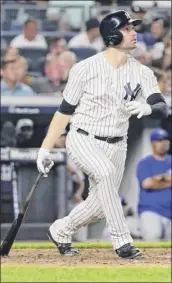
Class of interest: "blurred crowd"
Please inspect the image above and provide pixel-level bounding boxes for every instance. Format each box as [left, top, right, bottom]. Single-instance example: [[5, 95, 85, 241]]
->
[[1, 0, 171, 103]]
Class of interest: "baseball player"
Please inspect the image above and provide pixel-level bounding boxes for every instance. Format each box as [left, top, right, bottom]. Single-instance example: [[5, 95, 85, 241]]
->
[[37, 11, 168, 258]]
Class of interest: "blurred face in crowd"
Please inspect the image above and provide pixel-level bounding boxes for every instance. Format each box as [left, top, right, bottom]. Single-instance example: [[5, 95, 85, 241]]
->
[[56, 38, 67, 55], [88, 27, 100, 41], [59, 51, 77, 80], [49, 38, 67, 56], [152, 140, 170, 156], [1, 59, 18, 84], [19, 125, 34, 140], [3, 47, 19, 61], [118, 24, 137, 50], [151, 21, 165, 39], [15, 57, 28, 82], [24, 21, 38, 41]]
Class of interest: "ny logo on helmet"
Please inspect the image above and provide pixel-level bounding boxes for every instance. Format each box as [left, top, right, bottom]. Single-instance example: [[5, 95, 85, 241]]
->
[[123, 83, 141, 101], [125, 12, 131, 20]]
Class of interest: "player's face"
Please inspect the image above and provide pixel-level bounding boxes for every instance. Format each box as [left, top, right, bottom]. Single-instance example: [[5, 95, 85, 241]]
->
[[119, 24, 137, 50], [152, 140, 170, 155]]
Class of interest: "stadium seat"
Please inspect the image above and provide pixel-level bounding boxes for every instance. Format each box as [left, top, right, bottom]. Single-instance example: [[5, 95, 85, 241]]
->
[[18, 48, 48, 61], [5, 8, 18, 20], [2, 21, 11, 31], [69, 47, 97, 61], [17, 49, 47, 74], [41, 20, 59, 32]]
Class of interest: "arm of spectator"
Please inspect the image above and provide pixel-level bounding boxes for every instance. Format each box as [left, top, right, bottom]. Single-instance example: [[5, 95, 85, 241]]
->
[[163, 169, 172, 183], [142, 174, 171, 189], [136, 159, 171, 190]]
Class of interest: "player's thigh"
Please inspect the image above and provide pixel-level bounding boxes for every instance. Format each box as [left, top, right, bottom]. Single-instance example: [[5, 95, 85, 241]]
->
[[140, 211, 162, 240], [109, 144, 127, 189], [66, 128, 115, 180]]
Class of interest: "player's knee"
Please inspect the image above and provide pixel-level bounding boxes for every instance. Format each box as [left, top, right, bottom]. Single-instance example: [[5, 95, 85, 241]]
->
[[97, 163, 114, 181]]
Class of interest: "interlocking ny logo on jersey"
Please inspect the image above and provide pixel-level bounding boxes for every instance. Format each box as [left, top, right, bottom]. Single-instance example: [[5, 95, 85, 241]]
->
[[123, 83, 141, 101]]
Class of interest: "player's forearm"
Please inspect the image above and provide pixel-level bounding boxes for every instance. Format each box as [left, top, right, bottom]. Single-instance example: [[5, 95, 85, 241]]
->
[[41, 112, 72, 150]]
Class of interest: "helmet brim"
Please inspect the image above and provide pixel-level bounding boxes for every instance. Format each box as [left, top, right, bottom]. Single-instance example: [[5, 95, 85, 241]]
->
[[128, 19, 142, 26]]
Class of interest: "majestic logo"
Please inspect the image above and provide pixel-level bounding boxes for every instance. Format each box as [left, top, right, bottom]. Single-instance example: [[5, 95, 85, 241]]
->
[[123, 83, 141, 101]]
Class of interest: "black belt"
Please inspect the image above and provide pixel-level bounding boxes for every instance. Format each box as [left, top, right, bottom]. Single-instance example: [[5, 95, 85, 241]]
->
[[77, 128, 123, 144]]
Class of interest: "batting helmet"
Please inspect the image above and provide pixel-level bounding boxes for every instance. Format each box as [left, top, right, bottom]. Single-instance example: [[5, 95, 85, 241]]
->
[[99, 10, 142, 47]]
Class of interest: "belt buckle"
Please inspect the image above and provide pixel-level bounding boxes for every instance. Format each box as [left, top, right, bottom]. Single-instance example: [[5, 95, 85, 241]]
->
[[106, 137, 112, 143]]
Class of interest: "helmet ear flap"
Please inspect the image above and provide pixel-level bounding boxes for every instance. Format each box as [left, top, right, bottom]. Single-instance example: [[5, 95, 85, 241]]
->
[[107, 30, 123, 46]]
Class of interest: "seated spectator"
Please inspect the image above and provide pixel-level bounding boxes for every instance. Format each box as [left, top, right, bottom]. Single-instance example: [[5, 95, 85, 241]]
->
[[15, 56, 30, 84], [1, 121, 16, 147], [31, 50, 77, 94], [10, 17, 47, 49], [68, 18, 104, 52], [130, 42, 147, 64], [59, 50, 77, 83], [132, 1, 171, 8], [136, 128, 171, 241], [138, 18, 168, 48], [15, 118, 35, 148], [1, 56, 35, 96], [46, 36, 68, 61], [130, 3, 148, 33], [2, 47, 19, 62], [161, 38, 171, 71]]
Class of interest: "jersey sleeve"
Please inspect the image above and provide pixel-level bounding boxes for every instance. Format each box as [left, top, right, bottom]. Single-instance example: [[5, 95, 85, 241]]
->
[[140, 66, 161, 100], [136, 159, 150, 185], [62, 63, 85, 106]]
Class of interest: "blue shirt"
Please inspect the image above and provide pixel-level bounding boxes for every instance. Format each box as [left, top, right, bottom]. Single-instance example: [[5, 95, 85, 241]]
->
[[1, 80, 35, 96], [136, 154, 172, 219]]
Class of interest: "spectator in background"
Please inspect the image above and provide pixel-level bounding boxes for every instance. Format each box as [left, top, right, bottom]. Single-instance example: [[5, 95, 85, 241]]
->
[[130, 3, 148, 33], [43, 37, 68, 88], [136, 128, 171, 241], [10, 17, 47, 49], [1, 121, 16, 147], [15, 56, 30, 85], [139, 18, 168, 49], [130, 42, 147, 64], [15, 119, 34, 148], [59, 50, 77, 84], [2, 47, 19, 62], [68, 18, 104, 52], [161, 38, 171, 71], [46, 37, 67, 61], [31, 50, 77, 94], [1, 56, 35, 96]]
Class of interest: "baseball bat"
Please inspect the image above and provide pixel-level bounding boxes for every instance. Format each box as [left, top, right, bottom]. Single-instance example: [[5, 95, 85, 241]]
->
[[0, 159, 52, 257]]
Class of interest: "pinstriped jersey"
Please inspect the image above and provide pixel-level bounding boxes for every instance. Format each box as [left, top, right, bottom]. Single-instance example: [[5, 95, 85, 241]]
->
[[63, 52, 161, 137]]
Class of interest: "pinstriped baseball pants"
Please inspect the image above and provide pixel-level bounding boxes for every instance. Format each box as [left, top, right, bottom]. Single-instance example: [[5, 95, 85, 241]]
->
[[52, 126, 133, 249]]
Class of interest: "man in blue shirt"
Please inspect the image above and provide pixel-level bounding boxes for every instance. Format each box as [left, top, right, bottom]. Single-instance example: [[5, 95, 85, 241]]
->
[[1, 58, 35, 96], [136, 128, 171, 240]]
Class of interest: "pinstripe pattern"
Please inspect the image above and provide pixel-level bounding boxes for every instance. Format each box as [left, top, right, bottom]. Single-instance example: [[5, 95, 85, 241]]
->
[[50, 51, 160, 249], [63, 52, 160, 137], [52, 128, 132, 249]]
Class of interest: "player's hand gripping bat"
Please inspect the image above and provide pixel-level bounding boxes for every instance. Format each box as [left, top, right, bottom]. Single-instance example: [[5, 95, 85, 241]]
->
[[0, 160, 52, 257]]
